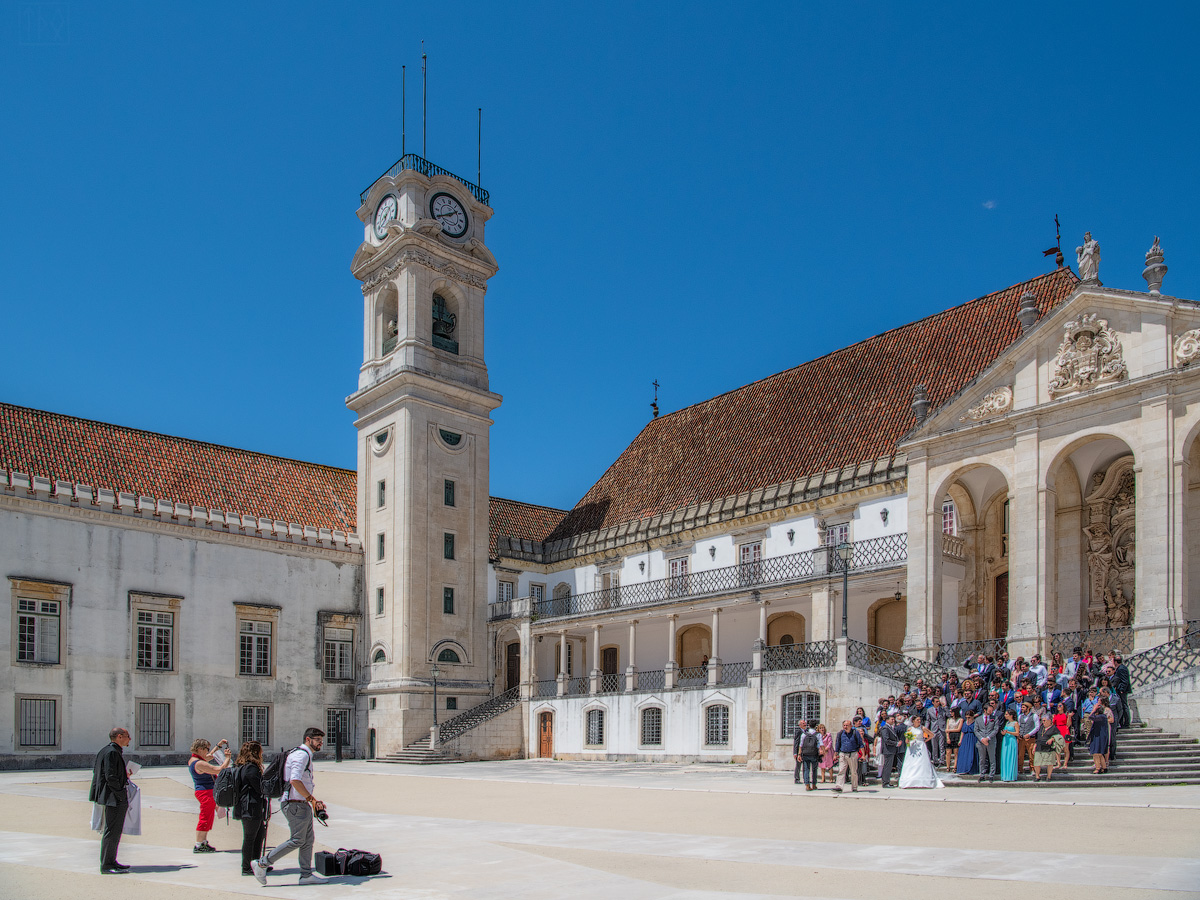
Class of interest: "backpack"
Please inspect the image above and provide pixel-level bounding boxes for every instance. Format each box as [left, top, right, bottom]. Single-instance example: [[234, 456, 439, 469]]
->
[[335, 848, 383, 877], [799, 731, 819, 756], [213, 765, 238, 808], [262, 746, 309, 800]]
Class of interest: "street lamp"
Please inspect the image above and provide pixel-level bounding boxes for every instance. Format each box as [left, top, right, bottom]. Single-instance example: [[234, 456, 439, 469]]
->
[[836, 541, 853, 639], [430, 664, 441, 727]]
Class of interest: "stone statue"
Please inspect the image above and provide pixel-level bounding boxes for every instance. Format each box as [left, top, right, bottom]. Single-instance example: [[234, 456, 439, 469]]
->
[[1076, 232, 1101, 282], [1048, 314, 1127, 398], [1084, 459, 1136, 630]]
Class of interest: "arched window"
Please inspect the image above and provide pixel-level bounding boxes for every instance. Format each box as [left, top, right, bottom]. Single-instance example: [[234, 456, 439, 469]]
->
[[780, 691, 821, 739], [779, 634, 794, 645], [437, 648, 461, 663], [552, 582, 572, 616], [704, 704, 730, 747], [585, 709, 605, 746], [372, 648, 386, 663], [640, 707, 663, 747], [432, 293, 458, 354]]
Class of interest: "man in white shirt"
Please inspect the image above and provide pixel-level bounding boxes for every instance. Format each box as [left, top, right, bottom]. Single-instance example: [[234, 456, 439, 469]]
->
[[253, 727, 326, 885], [1028, 655, 1049, 686]]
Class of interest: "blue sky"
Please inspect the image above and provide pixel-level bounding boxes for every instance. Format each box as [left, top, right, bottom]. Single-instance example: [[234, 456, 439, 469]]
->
[[2, 2, 1198, 512]]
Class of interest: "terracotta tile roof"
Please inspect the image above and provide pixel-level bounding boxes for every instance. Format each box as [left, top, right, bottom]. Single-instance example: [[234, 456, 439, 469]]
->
[[0, 402, 357, 531], [548, 268, 1079, 538], [488, 496, 569, 558]]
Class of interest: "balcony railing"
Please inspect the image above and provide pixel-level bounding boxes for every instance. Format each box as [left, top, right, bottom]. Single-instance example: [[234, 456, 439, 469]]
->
[[762, 641, 837, 671], [360, 153, 489, 205], [531, 534, 908, 621], [535, 679, 558, 698], [636, 668, 666, 692], [599, 673, 623, 693], [719, 661, 752, 685], [1126, 632, 1200, 688], [847, 639, 945, 683], [488, 599, 512, 621], [942, 534, 967, 561], [935, 638, 1009, 668], [676, 665, 709, 688], [1048, 627, 1134, 658]]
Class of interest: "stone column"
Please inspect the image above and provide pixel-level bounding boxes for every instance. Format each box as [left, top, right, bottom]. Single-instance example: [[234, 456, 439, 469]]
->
[[590, 624, 601, 694], [902, 449, 935, 659], [752, 597, 767, 671], [518, 619, 533, 700], [1007, 423, 1044, 659], [625, 619, 638, 692], [1135, 388, 1180, 648], [708, 607, 722, 685], [556, 631, 567, 697], [810, 587, 832, 642], [664, 614, 678, 689]]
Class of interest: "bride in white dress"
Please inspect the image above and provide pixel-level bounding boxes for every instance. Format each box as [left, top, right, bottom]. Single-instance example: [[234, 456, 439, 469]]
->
[[898, 715, 944, 789]]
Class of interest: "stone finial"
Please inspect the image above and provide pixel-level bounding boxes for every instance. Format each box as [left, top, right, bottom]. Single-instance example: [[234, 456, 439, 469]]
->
[[1016, 290, 1039, 332], [912, 384, 931, 424], [1076, 231, 1101, 283], [1142, 236, 1167, 295]]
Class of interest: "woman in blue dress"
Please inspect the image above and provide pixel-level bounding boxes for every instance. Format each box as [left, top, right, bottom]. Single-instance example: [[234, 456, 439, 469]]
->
[[999, 708, 1019, 781], [955, 712, 979, 775]]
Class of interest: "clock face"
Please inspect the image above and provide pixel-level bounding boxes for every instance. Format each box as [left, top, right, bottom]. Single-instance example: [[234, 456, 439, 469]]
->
[[429, 192, 468, 238], [373, 194, 398, 239]]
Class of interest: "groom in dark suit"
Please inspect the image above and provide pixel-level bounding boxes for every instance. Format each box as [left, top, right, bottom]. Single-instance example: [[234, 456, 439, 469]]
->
[[975, 701, 1001, 782], [89, 726, 131, 873], [877, 714, 903, 787]]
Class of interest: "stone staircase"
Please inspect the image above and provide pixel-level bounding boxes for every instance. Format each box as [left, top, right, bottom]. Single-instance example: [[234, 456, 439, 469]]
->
[[374, 686, 521, 766], [948, 725, 1200, 788], [375, 735, 465, 765]]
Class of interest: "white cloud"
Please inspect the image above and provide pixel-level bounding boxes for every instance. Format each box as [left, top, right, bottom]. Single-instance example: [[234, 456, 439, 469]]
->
[[982, 200, 996, 210]]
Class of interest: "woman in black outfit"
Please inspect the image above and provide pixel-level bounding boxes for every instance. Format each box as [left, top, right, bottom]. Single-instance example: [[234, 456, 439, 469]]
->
[[233, 741, 270, 876]]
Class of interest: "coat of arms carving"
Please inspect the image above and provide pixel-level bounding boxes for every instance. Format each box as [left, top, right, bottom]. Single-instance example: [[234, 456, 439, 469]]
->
[[960, 386, 1013, 422], [1047, 313, 1127, 398]]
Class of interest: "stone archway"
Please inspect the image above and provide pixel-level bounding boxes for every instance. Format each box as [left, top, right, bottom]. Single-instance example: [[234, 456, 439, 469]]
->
[[676, 624, 711, 667], [767, 612, 806, 646], [868, 596, 907, 652]]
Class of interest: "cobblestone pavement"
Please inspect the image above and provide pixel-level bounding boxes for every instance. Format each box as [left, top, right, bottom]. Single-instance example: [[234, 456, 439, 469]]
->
[[1, 759, 1198, 899]]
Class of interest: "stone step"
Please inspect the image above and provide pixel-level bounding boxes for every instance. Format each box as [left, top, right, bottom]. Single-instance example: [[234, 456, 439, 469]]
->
[[949, 776, 1200, 788]]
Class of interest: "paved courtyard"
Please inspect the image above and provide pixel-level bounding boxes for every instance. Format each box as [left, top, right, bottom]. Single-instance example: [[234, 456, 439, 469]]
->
[[1, 759, 1198, 899]]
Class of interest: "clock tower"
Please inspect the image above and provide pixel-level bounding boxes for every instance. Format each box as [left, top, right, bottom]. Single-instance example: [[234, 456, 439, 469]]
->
[[348, 157, 501, 756]]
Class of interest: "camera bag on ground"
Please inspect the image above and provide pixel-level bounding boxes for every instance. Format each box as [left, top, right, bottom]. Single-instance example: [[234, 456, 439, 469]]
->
[[334, 848, 383, 876], [314, 850, 340, 876], [213, 765, 238, 808], [261, 746, 309, 799]]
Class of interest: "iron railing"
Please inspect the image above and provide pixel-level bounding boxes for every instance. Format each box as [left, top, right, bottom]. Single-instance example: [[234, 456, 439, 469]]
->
[[847, 639, 945, 683], [535, 679, 558, 698], [935, 639, 1009, 668], [600, 673, 624, 693], [532, 534, 908, 621], [677, 665, 709, 688], [488, 599, 512, 622], [1126, 632, 1200, 688], [636, 669, 666, 692], [1049, 627, 1134, 658], [762, 641, 837, 671], [719, 661, 752, 685], [435, 687, 519, 744], [360, 153, 489, 205], [566, 676, 589, 696]]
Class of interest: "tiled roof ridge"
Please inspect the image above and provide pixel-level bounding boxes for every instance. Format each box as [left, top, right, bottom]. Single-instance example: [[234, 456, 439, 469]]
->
[[489, 495, 571, 515], [0, 401, 355, 476], [647, 268, 1077, 427]]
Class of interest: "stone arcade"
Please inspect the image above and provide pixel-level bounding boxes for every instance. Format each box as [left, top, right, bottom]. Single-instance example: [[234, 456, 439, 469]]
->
[[2, 154, 1199, 769]]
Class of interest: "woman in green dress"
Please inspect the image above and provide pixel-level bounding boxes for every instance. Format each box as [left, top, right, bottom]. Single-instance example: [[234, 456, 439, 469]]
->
[[999, 708, 1019, 782]]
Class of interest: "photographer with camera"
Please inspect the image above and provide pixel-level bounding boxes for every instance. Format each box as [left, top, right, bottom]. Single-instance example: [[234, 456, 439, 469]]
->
[[252, 727, 326, 886], [188, 738, 231, 853]]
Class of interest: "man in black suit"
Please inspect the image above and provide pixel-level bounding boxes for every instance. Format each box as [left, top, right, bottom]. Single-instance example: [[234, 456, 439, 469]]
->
[[877, 714, 903, 787], [975, 701, 1001, 782], [791, 719, 810, 784], [89, 726, 131, 873], [1112, 655, 1132, 727]]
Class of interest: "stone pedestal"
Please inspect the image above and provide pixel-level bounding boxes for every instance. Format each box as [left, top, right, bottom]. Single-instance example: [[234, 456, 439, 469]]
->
[[707, 658, 722, 686], [664, 661, 678, 690], [624, 665, 637, 692]]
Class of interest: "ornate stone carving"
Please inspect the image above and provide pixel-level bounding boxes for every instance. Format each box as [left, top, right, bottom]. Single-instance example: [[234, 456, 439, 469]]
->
[[1048, 314, 1127, 398], [1174, 329, 1200, 368], [361, 248, 489, 293], [960, 386, 1013, 422], [1142, 236, 1167, 295], [1083, 457, 1135, 629], [1075, 231, 1100, 282]]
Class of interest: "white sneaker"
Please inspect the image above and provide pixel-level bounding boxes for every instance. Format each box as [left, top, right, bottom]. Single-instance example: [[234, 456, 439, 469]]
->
[[298, 873, 325, 885], [250, 859, 268, 886]]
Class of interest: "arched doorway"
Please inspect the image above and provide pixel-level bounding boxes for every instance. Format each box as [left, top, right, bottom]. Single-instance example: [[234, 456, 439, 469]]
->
[[767, 612, 806, 645], [676, 624, 711, 667], [537, 711, 553, 758], [368, 729, 376, 760], [505, 641, 520, 691], [869, 597, 907, 652]]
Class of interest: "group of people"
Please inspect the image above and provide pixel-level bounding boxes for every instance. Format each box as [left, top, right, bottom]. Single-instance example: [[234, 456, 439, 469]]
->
[[88, 725, 330, 885], [791, 645, 1130, 788]]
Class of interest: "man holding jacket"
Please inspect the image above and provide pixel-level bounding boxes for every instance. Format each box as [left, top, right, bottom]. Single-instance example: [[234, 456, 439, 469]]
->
[[89, 726, 131, 874], [975, 701, 1001, 782]]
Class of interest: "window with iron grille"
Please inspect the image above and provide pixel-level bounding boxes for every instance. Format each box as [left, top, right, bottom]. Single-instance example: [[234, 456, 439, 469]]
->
[[668, 557, 688, 597], [443, 587, 455, 615], [640, 707, 663, 747], [323, 627, 353, 680], [444, 479, 455, 506], [239, 620, 273, 676], [17, 696, 58, 747], [377, 480, 386, 508], [241, 705, 270, 745], [942, 500, 958, 536], [376, 587, 385, 615], [136, 610, 174, 670], [824, 523, 850, 547], [739, 541, 763, 584], [585, 709, 605, 746], [138, 701, 172, 747], [326, 708, 352, 748], [444, 533, 455, 560], [377, 533, 386, 561], [780, 691, 822, 739], [497, 581, 513, 603], [16, 598, 60, 664], [705, 704, 730, 746]]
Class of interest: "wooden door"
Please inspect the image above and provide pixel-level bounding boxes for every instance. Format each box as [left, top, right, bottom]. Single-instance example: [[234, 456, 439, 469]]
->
[[994, 572, 1009, 638], [505, 642, 520, 691], [601, 646, 618, 675], [538, 712, 553, 758]]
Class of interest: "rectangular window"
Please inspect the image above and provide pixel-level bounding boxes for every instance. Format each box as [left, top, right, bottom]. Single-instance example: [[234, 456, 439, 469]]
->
[[16, 598, 60, 664], [376, 587, 385, 615], [137, 701, 172, 747], [668, 557, 688, 597], [443, 533, 455, 560], [377, 533, 386, 561], [640, 707, 663, 747], [446, 697, 457, 710], [323, 627, 353, 680], [444, 479, 455, 507], [942, 500, 958, 536], [530, 583, 545, 603], [739, 541, 763, 585], [824, 523, 850, 547], [239, 620, 273, 676], [326, 708, 352, 748], [241, 704, 270, 745], [443, 587, 455, 615], [497, 581, 514, 603], [17, 696, 58, 748], [705, 704, 730, 747], [377, 479, 386, 508], [136, 610, 174, 670], [585, 709, 605, 746], [780, 692, 822, 739]]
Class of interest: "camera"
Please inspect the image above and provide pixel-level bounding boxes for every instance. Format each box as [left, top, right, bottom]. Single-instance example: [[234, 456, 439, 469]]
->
[[314, 807, 330, 825]]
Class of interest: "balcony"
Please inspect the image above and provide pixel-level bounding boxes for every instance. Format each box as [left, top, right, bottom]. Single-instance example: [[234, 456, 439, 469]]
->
[[529, 533, 908, 621], [360, 153, 489, 206]]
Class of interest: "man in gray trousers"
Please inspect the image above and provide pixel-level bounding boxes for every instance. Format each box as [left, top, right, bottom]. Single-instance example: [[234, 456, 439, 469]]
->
[[975, 701, 1001, 782], [927, 697, 948, 768], [253, 727, 326, 885]]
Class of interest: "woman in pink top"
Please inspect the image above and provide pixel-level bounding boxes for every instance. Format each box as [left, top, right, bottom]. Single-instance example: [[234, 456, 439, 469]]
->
[[816, 724, 835, 782]]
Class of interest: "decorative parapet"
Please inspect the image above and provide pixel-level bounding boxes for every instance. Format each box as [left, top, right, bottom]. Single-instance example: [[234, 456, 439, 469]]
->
[[0, 470, 361, 552]]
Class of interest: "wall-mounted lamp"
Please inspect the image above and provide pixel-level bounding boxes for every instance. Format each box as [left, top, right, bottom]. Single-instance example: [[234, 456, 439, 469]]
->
[[709, 546, 716, 560], [786, 529, 795, 544], [638, 561, 645, 573], [881, 507, 889, 525]]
